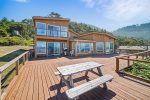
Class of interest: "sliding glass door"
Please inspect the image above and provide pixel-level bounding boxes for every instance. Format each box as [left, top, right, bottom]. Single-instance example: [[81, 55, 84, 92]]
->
[[48, 42, 60, 56]]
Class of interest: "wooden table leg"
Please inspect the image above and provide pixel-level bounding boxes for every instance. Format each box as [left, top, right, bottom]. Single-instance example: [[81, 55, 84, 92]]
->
[[69, 75, 74, 88], [97, 67, 107, 89], [85, 71, 88, 76], [61, 76, 71, 88]]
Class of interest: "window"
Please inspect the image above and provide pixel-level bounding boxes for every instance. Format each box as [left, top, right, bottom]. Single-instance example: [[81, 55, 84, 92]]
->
[[105, 42, 114, 54], [47, 25, 60, 37], [61, 26, 68, 37], [36, 22, 46, 36], [61, 26, 68, 31], [76, 42, 93, 53], [96, 42, 104, 53], [36, 41, 46, 54]]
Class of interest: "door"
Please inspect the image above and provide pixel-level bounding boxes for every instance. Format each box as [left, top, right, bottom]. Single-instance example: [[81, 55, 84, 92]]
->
[[48, 42, 60, 56]]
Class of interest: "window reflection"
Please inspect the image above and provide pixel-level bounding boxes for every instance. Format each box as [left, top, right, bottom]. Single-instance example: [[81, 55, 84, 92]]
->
[[36, 22, 46, 36], [36, 41, 46, 54], [76, 42, 93, 53], [96, 42, 104, 53], [47, 25, 68, 37]]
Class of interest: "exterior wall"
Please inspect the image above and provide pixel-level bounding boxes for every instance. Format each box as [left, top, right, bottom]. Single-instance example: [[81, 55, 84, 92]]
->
[[79, 34, 94, 40], [33, 17, 116, 57], [33, 17, 70, 58], [33, 19, 69, 27]]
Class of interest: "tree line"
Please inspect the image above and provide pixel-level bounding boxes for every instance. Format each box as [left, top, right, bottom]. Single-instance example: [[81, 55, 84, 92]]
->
[[0, 12, 149, 46]]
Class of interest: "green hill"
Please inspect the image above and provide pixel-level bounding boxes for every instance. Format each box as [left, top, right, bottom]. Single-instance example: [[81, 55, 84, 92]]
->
[[69, 22, 107, 34], [113, 22, 150, 40]]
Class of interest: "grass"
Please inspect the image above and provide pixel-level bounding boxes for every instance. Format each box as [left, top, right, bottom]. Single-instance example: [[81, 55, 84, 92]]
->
[[124, 58, 150, 80], [0, 46, 32, 93]]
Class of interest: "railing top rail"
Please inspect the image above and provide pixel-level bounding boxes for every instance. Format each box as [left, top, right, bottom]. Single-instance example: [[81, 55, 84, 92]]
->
[[116, 50, 150, 58], [0, 51, 29, 73], [117, 57, 150, 63]]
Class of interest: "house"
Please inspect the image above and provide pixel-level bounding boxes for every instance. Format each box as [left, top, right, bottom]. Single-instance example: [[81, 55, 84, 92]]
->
[[32, 16, 116, 58]]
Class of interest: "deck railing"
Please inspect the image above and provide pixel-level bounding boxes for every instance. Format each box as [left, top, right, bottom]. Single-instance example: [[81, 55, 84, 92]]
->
[[0, 51, 29, 100], [116, 50, 150, 82]]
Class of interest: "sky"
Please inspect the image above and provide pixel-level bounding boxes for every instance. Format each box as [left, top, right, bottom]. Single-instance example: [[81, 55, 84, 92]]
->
[[0, 0, 150, 31]]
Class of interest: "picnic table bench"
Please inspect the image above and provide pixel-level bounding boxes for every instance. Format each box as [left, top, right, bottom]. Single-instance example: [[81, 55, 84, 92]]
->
[[56, 62, 113, 100]]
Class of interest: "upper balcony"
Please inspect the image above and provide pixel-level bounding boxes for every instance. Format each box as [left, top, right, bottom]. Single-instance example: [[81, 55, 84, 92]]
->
[[35, 28, 70, 40], [34, 22, 69, 40]]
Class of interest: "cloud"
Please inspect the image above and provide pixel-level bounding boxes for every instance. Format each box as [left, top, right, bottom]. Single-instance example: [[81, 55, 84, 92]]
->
[[81, 0, 150, 23], [15, 0, 29, 3]]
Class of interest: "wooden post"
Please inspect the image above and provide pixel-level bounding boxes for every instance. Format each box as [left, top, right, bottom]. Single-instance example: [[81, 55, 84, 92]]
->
[[145, 52, 148, 58], [116, 58, 119, 73], [0, 71, 1, 100], [16, 60, 19, 75], [23, 55, 25, 65], [142, 53, 144, 59], [136, 55, 138, 59], [127, 56, 130, 67], [26, 53, 28, 61]]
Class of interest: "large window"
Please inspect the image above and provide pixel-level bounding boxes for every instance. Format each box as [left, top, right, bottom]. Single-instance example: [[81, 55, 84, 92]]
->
[[60, 26, 68, 37], [36, 41, 46, 54], [96, 42, 104, 53], [105, 42, 114, 54], [76, 42, 93, 53], [48, 25, 60, 37], [36, 22, 46, 36], [47, 25, 68, 37]]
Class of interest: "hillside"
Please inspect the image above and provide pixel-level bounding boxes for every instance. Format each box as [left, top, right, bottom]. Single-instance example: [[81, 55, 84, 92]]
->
[[113, 22, 150, 40], [69, 22, 107, 34]]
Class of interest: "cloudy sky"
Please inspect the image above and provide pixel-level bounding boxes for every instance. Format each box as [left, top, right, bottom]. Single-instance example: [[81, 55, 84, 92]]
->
[[0, 0, 150, 31]]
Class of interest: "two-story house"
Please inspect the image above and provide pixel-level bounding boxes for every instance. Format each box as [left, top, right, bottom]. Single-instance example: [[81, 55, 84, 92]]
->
[[33, 16, 116, 58]]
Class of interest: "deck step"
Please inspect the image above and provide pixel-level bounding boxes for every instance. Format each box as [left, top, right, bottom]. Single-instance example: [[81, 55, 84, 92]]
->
[[65, 74, 113, 99]]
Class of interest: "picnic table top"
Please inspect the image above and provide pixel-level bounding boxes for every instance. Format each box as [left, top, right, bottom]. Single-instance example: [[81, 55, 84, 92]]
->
[[57, 62, 103, 76]]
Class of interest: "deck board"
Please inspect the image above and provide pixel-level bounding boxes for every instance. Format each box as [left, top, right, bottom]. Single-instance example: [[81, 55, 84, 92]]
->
[[3, 55, 150, 100]]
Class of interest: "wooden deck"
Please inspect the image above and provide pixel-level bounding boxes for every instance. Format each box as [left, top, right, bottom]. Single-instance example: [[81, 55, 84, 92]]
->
[[3, 55, 150, 100]]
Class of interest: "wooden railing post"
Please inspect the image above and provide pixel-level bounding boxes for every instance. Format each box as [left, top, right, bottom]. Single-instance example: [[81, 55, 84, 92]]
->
[[145, 52, 148, 58], [23, 55, 25, 65], [16, 60, 19, 75], [142, 53, 144, 59], [136, 55, 138, 59], [116, 58, 119, 73], [26, 53, 28, 61], [127, 56, 130, 66]]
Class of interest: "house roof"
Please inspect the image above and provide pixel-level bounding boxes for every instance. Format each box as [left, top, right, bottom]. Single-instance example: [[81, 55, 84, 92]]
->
[[118, 46, 148, 51], [79, 32, 117, 39], [32, 16, 70, 21], [69, 30, 116, 39], [70, 39, 96, 42]]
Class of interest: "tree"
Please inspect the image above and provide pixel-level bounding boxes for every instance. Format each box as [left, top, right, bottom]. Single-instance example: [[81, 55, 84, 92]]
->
[[1, 17, 9, 22], [48, 12, 61, 18]]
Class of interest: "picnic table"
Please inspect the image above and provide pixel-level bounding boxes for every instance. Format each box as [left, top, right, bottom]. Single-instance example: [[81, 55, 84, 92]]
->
[[57, 62, 106, 88]]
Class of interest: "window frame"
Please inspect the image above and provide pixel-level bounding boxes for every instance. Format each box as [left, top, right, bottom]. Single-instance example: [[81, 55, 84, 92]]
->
[[36, 41, 47, 54], [36, 22, 46, 36], [96, 42, 104, 53]]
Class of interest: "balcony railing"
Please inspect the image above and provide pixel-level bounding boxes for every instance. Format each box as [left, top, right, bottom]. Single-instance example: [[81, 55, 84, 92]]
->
[[35, 28, 69, 38]]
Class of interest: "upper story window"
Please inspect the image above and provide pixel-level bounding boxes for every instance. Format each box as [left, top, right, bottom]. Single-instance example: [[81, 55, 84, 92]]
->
[[36, 22, 46, 36], [47, 25, 68, 37], [47, 25, 60, 37], [61, 26, 68, 37]]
